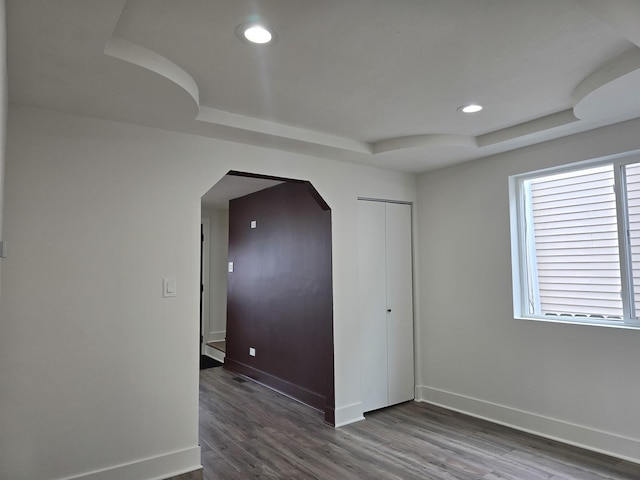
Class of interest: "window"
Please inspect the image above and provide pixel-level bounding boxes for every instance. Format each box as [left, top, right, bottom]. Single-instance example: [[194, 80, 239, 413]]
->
[[510, 154, 640, 328]]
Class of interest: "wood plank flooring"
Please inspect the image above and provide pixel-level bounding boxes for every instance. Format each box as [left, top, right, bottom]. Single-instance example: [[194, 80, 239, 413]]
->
[[199, 368, 640, 479]]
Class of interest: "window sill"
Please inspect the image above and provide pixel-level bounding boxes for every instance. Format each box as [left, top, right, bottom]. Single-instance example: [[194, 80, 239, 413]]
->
[[514, 315, 640, 331]]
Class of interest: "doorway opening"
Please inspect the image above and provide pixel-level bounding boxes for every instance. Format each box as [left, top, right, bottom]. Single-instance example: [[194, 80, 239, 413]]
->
[[200, 171, 335, 424]]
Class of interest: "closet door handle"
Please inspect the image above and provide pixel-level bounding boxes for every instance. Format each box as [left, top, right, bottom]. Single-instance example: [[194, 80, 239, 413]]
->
[[387, 309, 392, 313]]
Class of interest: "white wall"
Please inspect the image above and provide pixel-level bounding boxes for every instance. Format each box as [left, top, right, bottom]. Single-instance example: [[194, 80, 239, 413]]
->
[[0, 105, 416, 480], [417, 117, 640, 463], [201, 207, 228, 343], [0, 0, 7, 283]]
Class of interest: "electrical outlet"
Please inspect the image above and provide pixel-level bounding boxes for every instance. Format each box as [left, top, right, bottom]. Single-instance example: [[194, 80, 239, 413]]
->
[[249, 347, 256, 357]]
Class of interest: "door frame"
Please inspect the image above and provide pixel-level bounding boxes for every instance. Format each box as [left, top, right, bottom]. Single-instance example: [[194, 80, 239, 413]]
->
[[201, 217, 211, 354], [357, 197, 416, 413]]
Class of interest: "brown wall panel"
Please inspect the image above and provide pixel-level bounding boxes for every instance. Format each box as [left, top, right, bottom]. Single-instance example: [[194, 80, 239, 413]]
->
[[225, 181, 334, 423]]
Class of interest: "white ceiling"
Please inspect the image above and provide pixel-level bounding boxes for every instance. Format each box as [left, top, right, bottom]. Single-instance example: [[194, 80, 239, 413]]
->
[[7, 0, 640, 173]]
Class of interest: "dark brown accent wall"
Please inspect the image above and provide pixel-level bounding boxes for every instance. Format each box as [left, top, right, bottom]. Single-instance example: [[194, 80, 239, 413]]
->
[[225, 181, 335, 424]]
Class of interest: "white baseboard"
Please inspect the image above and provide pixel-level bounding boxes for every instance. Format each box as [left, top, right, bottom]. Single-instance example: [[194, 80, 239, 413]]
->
[[204, 345, 224, 363], [60, 446, 201, 480], [416, 385, 640, 464], [334, 402, 365, 428]]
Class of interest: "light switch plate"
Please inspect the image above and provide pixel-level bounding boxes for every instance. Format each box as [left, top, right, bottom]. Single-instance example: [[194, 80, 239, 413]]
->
[[228, 261, 234, 273], [249, 347, 256, 357], [163, 277, 176, 297], [250, 220, 257, 229]]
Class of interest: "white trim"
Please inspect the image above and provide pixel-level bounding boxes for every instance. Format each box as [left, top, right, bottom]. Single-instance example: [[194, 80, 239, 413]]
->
[[58, 446, 201, 480], [416, 385, 640, 464], [203, 345, 224, 363], [200, 218, 210, 355], [614, 163, 634, 320], [334, 402, 365, 427], [509, 176, 525, 317], [357, 197, 413, 205], [514, 314, 640, 330]]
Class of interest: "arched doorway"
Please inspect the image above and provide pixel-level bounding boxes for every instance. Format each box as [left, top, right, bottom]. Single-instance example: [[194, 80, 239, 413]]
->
[[200, 171, 335, 424]]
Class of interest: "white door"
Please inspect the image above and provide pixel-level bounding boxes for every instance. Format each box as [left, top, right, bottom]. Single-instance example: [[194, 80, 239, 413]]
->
[[358, 201, 389, 412], [358, 200, 414, 413], [384, 203, 414, 405]]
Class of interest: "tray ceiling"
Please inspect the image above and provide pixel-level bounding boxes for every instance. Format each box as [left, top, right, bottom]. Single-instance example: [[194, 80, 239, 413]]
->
[[7, 0, 640, 172]]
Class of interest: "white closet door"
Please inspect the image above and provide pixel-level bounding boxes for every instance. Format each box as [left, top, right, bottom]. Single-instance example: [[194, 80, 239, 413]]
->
[[358, 200, 414, 413], [385, 202, 415, 405], [358, 200, 389, 412]]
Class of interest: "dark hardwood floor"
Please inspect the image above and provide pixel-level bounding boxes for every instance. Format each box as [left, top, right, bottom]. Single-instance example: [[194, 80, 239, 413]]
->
[[199, 367, 640, 479]]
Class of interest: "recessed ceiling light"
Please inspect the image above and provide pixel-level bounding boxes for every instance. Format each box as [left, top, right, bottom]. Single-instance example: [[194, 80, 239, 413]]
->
[[237, 23, 276, 45], [459, 104, 483, 113]]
